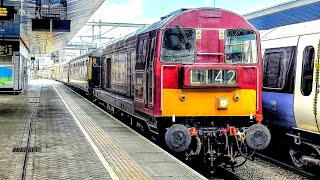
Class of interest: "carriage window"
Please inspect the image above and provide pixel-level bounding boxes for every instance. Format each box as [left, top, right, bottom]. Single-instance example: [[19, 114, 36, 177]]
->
[[137, 41, 144, 63], [301, 46, 315, 96], [263, 47, 296, 93], [161, 28, 195, 63], [142, 40, 147, 63], [225, 29, 258, 64]]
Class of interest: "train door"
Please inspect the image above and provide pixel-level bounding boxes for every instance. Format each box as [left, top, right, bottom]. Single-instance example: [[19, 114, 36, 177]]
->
[[92, 57, 101, 89], [294, 35, 320, 132], [135, 33, 148, 110], [130, 50, 135, 98], [126, 51, 131, 97], [145, 36, 156, 108]]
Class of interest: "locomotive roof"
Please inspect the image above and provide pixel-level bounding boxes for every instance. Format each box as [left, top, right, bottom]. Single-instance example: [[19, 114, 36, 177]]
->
[[137, 7, 245, 35], [105, 8, 243, 48]]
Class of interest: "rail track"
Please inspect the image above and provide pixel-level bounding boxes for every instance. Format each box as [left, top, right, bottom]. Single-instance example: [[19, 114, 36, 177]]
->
[[255, 153, 317, 179]]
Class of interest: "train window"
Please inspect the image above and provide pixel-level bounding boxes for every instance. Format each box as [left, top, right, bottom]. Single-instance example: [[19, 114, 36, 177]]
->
[[137, 41, 143, 63], [263, 47, 296, 93], [225, 29, 257, 64], [161, 28, 195, 63], [301, 46, 315, 96], [142, 40, 147, 63]]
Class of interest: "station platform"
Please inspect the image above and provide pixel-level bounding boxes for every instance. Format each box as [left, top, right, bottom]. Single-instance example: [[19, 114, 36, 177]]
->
[[0, 79, 206, 180]]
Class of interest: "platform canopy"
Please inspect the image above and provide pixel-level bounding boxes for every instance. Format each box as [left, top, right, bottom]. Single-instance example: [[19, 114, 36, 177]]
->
[[20, 0, 105, 54], [243, 0, 320, 30]]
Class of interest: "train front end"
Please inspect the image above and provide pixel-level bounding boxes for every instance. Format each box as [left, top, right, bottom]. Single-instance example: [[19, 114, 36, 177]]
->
[[156, 8, 271, 169]]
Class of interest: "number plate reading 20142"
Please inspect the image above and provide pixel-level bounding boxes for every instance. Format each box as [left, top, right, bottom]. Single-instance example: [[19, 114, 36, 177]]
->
[[191, 69, 237, 85]]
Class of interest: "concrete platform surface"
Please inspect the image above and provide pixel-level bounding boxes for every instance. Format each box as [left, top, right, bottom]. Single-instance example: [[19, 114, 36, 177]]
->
[[0, 79, 206, 180]]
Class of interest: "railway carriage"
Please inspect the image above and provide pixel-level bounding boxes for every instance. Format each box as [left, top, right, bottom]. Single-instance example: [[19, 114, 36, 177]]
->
[[51, 62, 68, 83], [68, 48, 102, 93], [261, 19, 320, 168], [93, 8, 270, 170], [50, 63, 61, 81], [37, 65, 53, 79]]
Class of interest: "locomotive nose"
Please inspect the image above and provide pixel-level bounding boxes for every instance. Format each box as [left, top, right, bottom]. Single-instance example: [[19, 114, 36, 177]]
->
[[245, 124, 271, 151]]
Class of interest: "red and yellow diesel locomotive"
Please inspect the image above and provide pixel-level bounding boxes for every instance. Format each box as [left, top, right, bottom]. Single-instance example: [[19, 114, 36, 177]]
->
[[94, 7, 271, 169], [53, 8, 271, 170]]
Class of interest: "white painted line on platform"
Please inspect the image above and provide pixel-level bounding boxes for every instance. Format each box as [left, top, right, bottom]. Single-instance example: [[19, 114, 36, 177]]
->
[[53, 85, 120, 180]]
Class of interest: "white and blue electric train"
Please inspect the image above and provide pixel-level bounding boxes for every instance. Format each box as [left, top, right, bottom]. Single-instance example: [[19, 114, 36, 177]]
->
[[261, 19, 320, 168]]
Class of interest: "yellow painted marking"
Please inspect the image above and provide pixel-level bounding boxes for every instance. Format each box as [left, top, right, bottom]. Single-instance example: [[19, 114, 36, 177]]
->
[[68, 86, 208, 180], [88, 56, 93, 80], [219, 30, 225, 40], [196, 29, 202, 39], [54, 85, 151, 180], [54, 86, 120, 180]]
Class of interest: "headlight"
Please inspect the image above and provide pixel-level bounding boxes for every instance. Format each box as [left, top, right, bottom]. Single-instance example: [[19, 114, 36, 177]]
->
[[217, 97, 228, 110]]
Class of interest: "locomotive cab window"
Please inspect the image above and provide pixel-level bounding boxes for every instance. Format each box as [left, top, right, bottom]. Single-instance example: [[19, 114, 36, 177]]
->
[[301, 46, 315, 96], [161, 28, 195, 63], [225, 29, 258, 64]]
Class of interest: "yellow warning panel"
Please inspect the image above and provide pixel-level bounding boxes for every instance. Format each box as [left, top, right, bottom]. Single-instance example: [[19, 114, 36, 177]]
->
[[196, 29, 202, 40], [219, 30, 225, 40]]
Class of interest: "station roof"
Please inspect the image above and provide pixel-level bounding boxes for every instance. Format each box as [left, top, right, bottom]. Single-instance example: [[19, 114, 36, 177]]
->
[[243, 0, 320, 30], [20, 0, 320, 54], [20, 0, 104, 54]]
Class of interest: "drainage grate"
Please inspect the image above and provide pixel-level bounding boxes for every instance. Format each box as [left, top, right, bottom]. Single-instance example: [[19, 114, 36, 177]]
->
[[12, 147, 41, 153]]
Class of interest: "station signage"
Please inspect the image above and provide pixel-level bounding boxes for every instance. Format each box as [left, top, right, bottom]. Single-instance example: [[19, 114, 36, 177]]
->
[[0, 6, 15, 21], [0, 44, 12, 56], [0, 41, 19, 56], [32, 19, 71, 32]]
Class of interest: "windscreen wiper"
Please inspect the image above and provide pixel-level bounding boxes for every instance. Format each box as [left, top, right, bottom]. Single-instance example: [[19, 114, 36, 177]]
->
[[231, 26, 243, 40], [176, 25, 192, 50], [176, 25, 189, 43]]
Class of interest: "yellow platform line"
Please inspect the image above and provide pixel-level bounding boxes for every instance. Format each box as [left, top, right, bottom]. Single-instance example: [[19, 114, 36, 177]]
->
[[53, 85, 151, 180]]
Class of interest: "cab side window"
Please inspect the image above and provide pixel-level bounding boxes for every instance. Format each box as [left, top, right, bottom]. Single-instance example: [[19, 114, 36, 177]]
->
[[263, 46, 296, 93], [301, 46, 315, 96]]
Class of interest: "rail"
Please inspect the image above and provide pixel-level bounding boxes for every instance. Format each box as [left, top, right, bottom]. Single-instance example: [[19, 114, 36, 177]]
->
[[255, 152, 316, 179]]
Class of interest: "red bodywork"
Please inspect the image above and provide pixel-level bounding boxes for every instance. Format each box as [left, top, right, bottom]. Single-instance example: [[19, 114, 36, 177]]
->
[[103, 8, 262, 119], [142, 9, 262, 117]]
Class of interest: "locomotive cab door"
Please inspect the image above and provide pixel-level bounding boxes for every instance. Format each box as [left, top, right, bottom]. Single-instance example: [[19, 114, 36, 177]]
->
[[145, 36, 156, 109], [135, 33, 148, 110], [294, 35, 320, 133]]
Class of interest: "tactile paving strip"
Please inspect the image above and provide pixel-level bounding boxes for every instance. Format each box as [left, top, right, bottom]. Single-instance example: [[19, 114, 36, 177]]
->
[[54, 85, 151, 180], [58, 84, 207, 180], [30, 83, 111, 180]]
